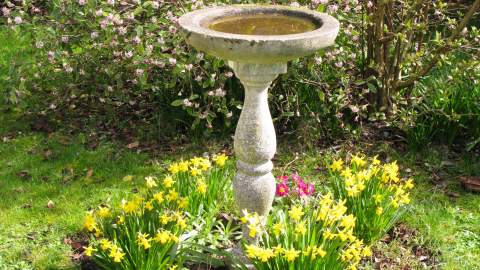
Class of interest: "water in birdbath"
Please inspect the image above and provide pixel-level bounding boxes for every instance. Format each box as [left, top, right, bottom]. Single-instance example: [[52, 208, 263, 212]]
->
[[208, 13, 317, 35]]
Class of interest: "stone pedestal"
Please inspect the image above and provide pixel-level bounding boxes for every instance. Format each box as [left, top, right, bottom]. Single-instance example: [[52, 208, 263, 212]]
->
[[225, 61, 287, 270]]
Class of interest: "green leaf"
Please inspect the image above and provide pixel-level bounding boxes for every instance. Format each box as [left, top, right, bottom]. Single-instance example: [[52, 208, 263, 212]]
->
[[117, 78, 123, 89], [317, 4, 324, 12], [18, 81, 25, 91], [140, 74, 147, 85], [355, 80, 365, 85], [284, 112, 294, 117], [191, 117, 200, 130], [36, 32, 45, 44], [189, 94, 199, 101], [137, 26, 143, 37], [53, 0, 61, 7], [143, 1, 152, 7], [138, 43, 144, 55], [367, 83, 377, 93], [171, 99, 183, 106], [467, 137, 480, 151], [308, 61, 314, 70]]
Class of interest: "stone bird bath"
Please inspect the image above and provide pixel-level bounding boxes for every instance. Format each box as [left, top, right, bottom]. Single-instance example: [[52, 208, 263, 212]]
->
[[179, 5, 339, 269]]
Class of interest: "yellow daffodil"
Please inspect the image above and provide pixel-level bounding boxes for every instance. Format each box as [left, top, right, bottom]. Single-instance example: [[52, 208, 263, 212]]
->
[[247, 224, 260, 238], [375, 194, 383, 204], [196, 182, 208, 194], [136, 234, 153, 250], [372, 155, 381, 165], [317, 245, 327, 258], [159, 214, 172, 225], [273, 244, 283, 256], [404, 178, 414, 189], [190, 157, 202, 167], [163, 176, 176, 188], [376, 207, 383, 215], [294, 221, 308, 235], [166, 188, 179, 201], [154, 231, 170, 244], [98, 207, 110, 218], [273, 222, 284, 236], [213, 154, 228, 166], [178, 161, 189, 172], [145, 200, 154, 211], [84, 245, 97, 257], [177, 197, 188, 208], [118, 215, 125, 224], [94, 229, 103, 237], [330, 158, 344, 172], [245, 244, 261, 258], [177, 216, 187, 229], [340, 167, 352, 178], [257, 248, 274, 262], [389, 198, 399, 208], [84, 211, 97, 231], [401, 193, 411, 204], [109, 250, 126, 263], [99, 238, 112, 250], [145, 176, 158, 188], [351, 154, 366, 167], [283, 247, 301, 261], [190, 167, 202, 177], [169, 265, 178, 270], [288, 206, 304, 220], [168, 163, 180, 174], [153, 192, 164, 204], [200, 159, 211, 171]]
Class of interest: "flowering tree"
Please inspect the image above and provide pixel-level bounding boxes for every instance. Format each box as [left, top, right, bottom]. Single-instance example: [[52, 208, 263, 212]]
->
[[361, 0, 480, 120]]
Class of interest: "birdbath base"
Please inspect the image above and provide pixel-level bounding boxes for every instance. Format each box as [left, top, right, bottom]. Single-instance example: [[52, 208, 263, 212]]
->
[[225, 61, 287, 270]]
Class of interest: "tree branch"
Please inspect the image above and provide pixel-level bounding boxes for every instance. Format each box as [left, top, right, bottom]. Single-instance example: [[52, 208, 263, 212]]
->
[[393, 0, 480, 90]]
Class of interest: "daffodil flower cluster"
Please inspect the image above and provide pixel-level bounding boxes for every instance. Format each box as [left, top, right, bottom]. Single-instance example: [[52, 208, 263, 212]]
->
[[82, 176, 196, 269], [328, 154, 415, 244], [239, 201, 371, 270]]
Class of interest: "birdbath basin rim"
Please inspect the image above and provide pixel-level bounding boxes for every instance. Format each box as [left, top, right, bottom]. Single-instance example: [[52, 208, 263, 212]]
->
[[178, 5, 340, 64]]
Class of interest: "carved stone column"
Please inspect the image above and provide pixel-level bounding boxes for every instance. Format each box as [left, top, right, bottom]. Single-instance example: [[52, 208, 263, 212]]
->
[[225, 61, 287, 270]]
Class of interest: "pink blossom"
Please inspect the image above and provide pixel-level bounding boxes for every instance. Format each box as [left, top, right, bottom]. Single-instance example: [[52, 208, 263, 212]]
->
[[95, 9, 103, 16], [310, 113, 316, 117], [351, 106, 359, 113], [91, 32, 98, 39], [226, 72, 233, 78], [36, 42, 44, 49], [116, 102, 123, 106], [336, 113, 343, 118], [133, 36, 141, 43], [275, 181, 289, 197], [169, 58, 176, 65], [79, 0, 86, 5], [6, 1, 14, 7], [306, 182, 314, 195], [161, 46, 168, 51], [167, 11, 173, 18], [107, 86, 114, 92], [329, 4, 338, 13], [278, 175, 289, 180], [62, 36, 69, 43], [196, 53, 203, 59], [132, 79, 137, 84], [183, 99, 192, 107], [352, 35, 359, 41], [146, 44, 153, 51], [226, 112, 232, 118], [158, 37, 165, 44], [320, 0, 328, 4], [344, 6, 351, 12], [355, 5, 362, 11], [65, 67, 73, 73], [128, 101, 136, 105], [135, 69, 144, 77], [194, 76, 202, 82], [99, 98, 105, 103], [198, 114, 206, 119], [7, 18, 12, 24], [151, 1, 159, 8], [79, 70, 85, 75], [367, 1, 373, 8], [119, 27, 127, 35], [296, 111, 300, 117], [157, 62, 165, 68], [185, 64, 193, 71], [14, 16, 22, 24], [344, 29, 352, 36], [37, 63, 41, 67], [335, 62, 343, 67], [151, 17, 157, 24], [127, 13, 134, 20], [206, 124, 212, 128], [194, 103, 200, 108], [169, 25, 176, 33], [50, 104, 56, 110], [292, 174, 305, 185], [211, 73, 216, 79], [125, 51, 133, 58], [315, 57, 322, 64], [107, 0, 114, 5], [121, 1, 127, 5]]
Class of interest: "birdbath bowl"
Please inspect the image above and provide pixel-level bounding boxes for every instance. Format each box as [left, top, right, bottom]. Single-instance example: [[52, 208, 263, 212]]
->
[[179, 5, 339, 269]]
